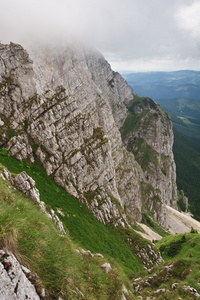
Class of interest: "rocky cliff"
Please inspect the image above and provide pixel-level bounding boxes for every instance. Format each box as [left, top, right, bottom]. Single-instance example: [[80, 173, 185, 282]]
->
[[0, 249, 42, 300], [0, 42, 177, 229]]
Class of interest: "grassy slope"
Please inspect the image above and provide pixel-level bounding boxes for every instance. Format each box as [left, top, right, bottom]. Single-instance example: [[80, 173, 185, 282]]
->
[[133, 232, 200, 299], [155, 233, 200, 298], [0, 149, 145, 277], [0, 166, 136, 299]]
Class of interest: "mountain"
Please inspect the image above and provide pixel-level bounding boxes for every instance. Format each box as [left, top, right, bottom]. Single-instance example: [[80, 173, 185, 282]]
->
[[123, 70, 200, 221], [0, 42, 184, 299], [1, 160, 200, 299], [0, 42, 177, 228], [123, 70, 200, 100]]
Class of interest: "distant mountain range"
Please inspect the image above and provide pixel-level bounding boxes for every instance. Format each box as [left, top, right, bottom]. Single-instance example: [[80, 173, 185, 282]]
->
[[123, 70, 200, 101]]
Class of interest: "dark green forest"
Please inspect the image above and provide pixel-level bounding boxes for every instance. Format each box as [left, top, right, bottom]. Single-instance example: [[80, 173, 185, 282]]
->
[[173, 133, 200, 220]]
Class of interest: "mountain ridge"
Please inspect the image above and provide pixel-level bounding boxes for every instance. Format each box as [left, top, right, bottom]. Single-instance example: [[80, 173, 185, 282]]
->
[[0, 42, 177, 229]]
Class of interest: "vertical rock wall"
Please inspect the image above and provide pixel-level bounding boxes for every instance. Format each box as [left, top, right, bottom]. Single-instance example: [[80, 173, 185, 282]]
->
[[0, 42, 177, 228]]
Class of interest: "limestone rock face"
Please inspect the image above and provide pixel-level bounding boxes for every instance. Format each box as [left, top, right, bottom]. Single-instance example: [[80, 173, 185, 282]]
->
[[122, 97, 177, 227], [0, 249, 40, 300], [13, 171, 40, 203], [0, 42, 177, 228]]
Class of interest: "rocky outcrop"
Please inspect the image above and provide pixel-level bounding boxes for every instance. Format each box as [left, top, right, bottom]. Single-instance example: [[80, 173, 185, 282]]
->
[[121, 97, 177, 227], [0, 249, 41, 300], [0, 42, 177, 229], [1, 168, 67, 235]]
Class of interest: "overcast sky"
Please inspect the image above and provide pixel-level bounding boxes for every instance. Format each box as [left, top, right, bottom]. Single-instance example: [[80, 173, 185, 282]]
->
[[1, 0, 200, 71]]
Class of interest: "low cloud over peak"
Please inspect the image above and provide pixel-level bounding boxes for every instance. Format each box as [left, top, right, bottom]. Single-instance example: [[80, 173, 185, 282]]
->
[[1, 0, 200, 71]]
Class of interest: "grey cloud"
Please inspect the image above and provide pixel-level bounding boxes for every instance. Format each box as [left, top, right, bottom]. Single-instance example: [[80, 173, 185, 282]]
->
[[0, 0, 200, 71]]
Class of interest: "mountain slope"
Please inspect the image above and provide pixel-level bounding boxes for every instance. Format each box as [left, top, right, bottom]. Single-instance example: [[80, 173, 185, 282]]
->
[[0, 163, 136, 299], [123, 70, 200, 221], [0, 42, 177, 229]]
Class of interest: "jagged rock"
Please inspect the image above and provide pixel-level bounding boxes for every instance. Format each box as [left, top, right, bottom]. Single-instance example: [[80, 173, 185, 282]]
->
[[183, 285, 200, 298], [95, 253, 104, 258], [21, 266, 31, 275], [164, 264, 174, 272], [13, 171, 40, 203], [172, 283, 179, 290], [135, 285, 141, 293], [144, 282, 151, 287], [101, 263, 112, 273], [0, 42, 178, 231], [122, 285, 128, 294], [123, 97, 177, 228], [6, 134, 34, 163], [134, 277, 142, 283], [80, 249, 94, 257], [3, 169, 11, 181], [0, 173, 6, 180], [0, 249, 40, 300], [74, 287, 85, 298], [49, 209, 67, 234], [154, 288, 166, 294], [57, 208, 65, 217], [195, 293, 200, 298], [121, 294, 127, 300]]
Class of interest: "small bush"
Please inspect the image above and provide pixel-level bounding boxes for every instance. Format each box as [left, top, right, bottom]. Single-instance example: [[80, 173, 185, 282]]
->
[[172, 260, 191, 279], [181, 268, 191, 279], [190, 227, 198, 234], [159, 244, 166, 253], [166, 240, 182, 257]]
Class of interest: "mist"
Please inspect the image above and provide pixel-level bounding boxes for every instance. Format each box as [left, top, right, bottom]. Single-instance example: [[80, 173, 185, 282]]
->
[[1, 0, 200, 71]]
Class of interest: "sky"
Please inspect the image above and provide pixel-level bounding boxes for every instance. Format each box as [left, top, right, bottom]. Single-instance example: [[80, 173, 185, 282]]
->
[[1, 0, 200, 72]]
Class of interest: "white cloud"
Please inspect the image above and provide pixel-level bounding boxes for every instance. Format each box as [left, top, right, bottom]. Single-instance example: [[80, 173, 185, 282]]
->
[[176, 1, 200, 38], [0, 0, 200, 71]]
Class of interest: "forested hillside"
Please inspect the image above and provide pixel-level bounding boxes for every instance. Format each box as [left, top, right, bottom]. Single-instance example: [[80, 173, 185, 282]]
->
[[173, 134, 200, 220]]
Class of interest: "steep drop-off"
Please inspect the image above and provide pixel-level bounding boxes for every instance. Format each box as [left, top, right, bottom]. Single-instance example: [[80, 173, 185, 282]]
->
[[0, 42, 177, 229]]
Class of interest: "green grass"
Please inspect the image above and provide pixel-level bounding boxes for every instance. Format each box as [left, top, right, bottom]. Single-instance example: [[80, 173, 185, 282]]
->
[[141, 211, 169, 238], [131, 138, 158, 170], [156, 233, 200, 293], [0, 169, 136, 299], [120, 96, 159, 171], [0, 148, 143, 276], [120, 95, 147, 138], [134, 233, 200, 299]]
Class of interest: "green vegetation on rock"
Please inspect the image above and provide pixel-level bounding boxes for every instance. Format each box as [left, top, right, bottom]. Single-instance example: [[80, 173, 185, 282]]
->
[[0, 164, 136, 299], [133, 232, 200, 299], [0, 148, 144, 277]]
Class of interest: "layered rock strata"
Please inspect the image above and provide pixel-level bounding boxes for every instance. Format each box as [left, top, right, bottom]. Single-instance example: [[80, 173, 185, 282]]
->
[[0, 249, 41, 300], [0, 42, 177, 228]]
